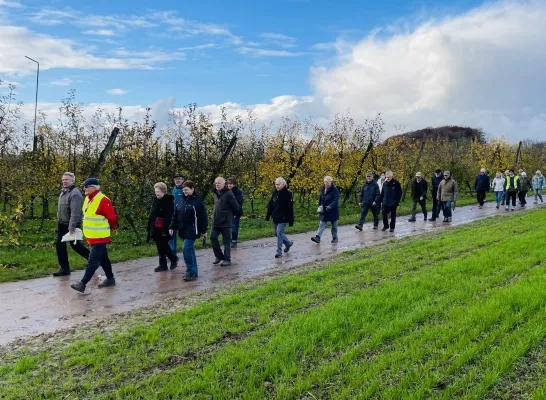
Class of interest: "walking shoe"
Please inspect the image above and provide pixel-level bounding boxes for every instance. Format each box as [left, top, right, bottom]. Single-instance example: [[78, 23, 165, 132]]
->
[[331, 238, 338, 243], [70, 281, 86, 293], [443, 218, 448, 222], [429, 218, 436, 222], [373, 225, 378, 229], [212, 258, 223, 265], [447, 217, 452, 222], [496, 205, 499, 209], [53, 269, 70, 277], [408, 216, 416, 222], [381, 227, 388, 231], [478, 205, 482, 209], [169, 258, 178, 270], [154, 265, 168, 272], [534, 201, 538, 204], [424, 215, 428, 221], [511, 207, 515, 211], [355, 224, 363, 231], [220, 260, 232, 267], [311, 236, 320, 244], [183, 274, 198, 281], [231, 242, 237, 249], [389, 228, 395, 232], [284, 241, 293, 253], [505, 206, 509, 210], [97, 278, 116, 288], [275, 253, 282, 258]]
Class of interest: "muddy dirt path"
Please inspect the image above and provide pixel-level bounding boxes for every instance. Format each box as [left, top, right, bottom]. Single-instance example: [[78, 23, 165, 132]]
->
[[1, 201, 542, 345]]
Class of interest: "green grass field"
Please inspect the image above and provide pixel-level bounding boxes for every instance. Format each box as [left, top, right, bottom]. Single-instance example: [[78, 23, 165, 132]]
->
[[0, 194, 480, 283], [1, 207, 545, 399]]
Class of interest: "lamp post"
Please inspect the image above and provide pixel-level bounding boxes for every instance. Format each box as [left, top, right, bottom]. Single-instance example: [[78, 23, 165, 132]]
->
[[25, 56, 39, 152]]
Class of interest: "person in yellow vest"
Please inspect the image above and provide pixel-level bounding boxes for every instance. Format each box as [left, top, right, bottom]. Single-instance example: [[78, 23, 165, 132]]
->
[[71, 178, 117, 293], [504, 169, 520, 211]]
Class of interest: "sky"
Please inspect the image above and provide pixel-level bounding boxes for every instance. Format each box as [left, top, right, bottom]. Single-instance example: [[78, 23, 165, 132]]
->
[[1, 0, 545, 142]]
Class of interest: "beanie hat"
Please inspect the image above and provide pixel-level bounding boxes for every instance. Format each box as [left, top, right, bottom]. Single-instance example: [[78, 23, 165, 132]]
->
[[83, 177, 100, 187]]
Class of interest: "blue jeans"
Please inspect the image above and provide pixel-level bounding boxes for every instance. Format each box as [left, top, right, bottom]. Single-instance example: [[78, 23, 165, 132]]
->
[[274, 223, 291, 255], [169, 233, 177, 254], [316, 220, 338, 239], [441, 201, 452, 218], [495, 191, 503, 205], [232, 216, 241, 243], [81, 243, 114, 285], [182, 239, 198, 276]]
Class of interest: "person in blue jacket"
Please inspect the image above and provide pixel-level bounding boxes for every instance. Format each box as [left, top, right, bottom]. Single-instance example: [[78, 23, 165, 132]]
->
[[169, 173, 184, 254], [311, 176, 340, 244]]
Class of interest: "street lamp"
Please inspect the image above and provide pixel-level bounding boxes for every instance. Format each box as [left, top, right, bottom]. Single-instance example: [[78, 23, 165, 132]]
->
[[25, 56, 39, 152]]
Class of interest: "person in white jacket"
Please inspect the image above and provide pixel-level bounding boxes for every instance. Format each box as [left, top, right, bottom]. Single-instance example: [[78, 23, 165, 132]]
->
[[491, 171, 505, 209], [532, 170, 545, 204]]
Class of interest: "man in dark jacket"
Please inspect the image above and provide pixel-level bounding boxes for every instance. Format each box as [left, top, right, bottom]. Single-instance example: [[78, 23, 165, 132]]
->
[[311, 176, 340, 244], [355, 172, 381, 230], [474, 168, 490, 208], [210, 177, 240, 266], [53, 172, 90, 276], [429, 169, 443, 221], [266, 177, 294, 258], [380, 171, 402, 232], [227, 177, 244, 249], [408, 172, 428, 222]]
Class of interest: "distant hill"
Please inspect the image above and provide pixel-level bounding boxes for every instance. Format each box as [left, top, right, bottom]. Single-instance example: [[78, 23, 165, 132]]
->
[[390, 126, 485, 142]]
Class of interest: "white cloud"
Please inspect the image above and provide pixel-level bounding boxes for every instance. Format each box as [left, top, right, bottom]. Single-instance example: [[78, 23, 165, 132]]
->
[[309, 0, 546, 141], [259, 32, 298, 48], [82, 29, 116, 36], [50, 78, 73, 86], [0, 0, 22, 7], [107, 88, 127, 95], [236, 47, 306, 57], [0, 26, 184, 75]]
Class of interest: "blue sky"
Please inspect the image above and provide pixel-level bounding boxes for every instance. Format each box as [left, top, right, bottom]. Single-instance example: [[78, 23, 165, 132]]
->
[[4, 0, 482, 105], [1, 0, 545, 141]]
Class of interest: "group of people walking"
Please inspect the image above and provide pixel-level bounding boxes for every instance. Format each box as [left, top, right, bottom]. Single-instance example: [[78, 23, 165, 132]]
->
[[488, 169, 544, 210], [354, 169, 459, 232], [53, 167, 543, 293]]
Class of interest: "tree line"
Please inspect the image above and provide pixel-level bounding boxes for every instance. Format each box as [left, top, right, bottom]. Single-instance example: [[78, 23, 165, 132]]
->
[[1, 81, 545, 244]]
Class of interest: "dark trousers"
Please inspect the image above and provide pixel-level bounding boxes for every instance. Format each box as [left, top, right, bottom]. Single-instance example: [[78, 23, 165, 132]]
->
[[411, 198, 427, 217], [431, 196, 440, 218], [518, 190, 528, 206], [56, 223, 90, 272], [476, 190, 487, 206], [81, 243, 113, 285], [506, 191, 517, 207], [153, 231, 177, 265], [358, 203, 379, 226], [382, 205, 397, 230], [232, 216, 241, 243], [210, 226, 232, 261]]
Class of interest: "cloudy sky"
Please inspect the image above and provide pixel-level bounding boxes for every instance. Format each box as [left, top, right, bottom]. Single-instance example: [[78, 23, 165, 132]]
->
[[1, 0, 545, 142]]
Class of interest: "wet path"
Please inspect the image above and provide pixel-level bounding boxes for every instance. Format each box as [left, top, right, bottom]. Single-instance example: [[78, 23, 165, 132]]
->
[[0, 201, 543, 345]]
